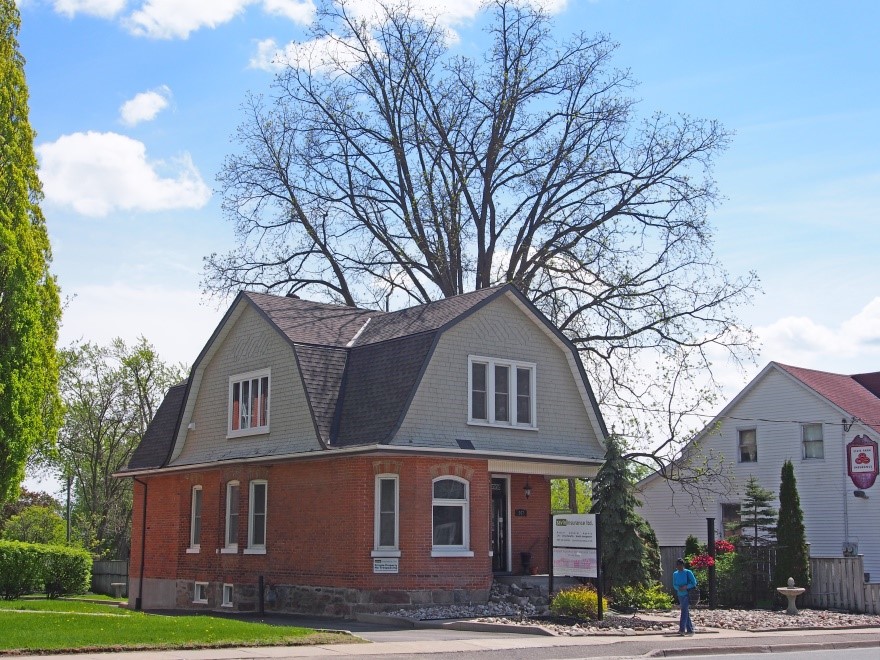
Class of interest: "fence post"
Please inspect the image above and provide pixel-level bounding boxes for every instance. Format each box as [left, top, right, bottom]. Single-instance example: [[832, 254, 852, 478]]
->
[[707, 518, 716, 609]]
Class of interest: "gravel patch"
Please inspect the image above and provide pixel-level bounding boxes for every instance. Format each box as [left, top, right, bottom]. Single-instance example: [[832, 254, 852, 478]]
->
[[388, 602, 880, 635]]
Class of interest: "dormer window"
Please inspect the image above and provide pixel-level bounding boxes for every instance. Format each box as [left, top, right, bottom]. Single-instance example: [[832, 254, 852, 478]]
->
[[468, 356, 536, 429], [228, 369, 270, 438]]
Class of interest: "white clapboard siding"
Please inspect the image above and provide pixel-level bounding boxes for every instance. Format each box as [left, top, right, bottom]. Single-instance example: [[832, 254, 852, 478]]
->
[[637, 365, 880, 584]]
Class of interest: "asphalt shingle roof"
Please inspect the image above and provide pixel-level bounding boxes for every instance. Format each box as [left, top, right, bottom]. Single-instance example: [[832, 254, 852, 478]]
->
[[776, 362, 880, 435], [127, 284, 602, 468], [126, 381, 188, 470]]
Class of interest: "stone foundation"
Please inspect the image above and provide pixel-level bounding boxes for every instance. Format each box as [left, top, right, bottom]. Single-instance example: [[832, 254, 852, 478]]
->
[[226, 582, 492, 617]]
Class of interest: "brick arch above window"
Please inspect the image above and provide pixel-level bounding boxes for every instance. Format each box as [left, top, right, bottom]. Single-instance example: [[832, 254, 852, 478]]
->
[[430, 464, 474, 481], [372, 460, 402, 475]]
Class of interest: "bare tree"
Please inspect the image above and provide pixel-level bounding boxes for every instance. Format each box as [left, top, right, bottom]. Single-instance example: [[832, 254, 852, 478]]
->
[[205, 0, 758, 475]]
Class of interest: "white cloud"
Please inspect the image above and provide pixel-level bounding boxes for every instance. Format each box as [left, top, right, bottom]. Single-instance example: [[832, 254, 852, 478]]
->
[[123, 0, 314, 39], [119, 85, 172, 126], [249, 34, 375, 73], [757, 298, 880, 368], [52, 0, 126, 19], [262, 0, 315, 23], [36, 131, 211, 217]]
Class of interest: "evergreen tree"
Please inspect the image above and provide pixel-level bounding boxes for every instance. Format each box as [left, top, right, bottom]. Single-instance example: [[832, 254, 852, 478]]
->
[[0, 0, 62, 503], [775, 460, 810, 588], [727, 475, 777, 546], [591, 436, 651, 590]]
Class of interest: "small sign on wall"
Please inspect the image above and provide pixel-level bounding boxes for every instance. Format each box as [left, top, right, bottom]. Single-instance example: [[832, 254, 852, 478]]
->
[[515, 509, 527, 517], [373, 558, 399, 574]]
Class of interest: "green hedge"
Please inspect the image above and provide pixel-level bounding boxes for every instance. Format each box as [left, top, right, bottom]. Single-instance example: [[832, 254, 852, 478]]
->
[[0, 541, 91, 599]]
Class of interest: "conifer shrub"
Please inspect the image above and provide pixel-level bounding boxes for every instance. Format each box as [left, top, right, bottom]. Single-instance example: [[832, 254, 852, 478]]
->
[[550, 584, 608, 620]]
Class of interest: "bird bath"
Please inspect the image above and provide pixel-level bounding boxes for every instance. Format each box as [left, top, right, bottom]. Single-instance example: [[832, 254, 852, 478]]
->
[[776, 577, 806, 614]]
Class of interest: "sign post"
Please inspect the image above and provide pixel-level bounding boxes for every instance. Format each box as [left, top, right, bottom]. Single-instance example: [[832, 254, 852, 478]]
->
[[550, 512, 602, 620]]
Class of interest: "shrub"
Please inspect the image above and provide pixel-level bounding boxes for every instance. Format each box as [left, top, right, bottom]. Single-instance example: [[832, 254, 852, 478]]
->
[[42, 545, 91, 598], [550, 584, 608, 620], [611, 582, 674, 612], [714, 539, 736, 555], [684, 535, 702, 557], [0, 541, 43, 599], [0, 540, 90, 599]]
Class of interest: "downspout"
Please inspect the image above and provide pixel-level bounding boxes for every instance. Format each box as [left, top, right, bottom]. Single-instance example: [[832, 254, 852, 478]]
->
[[841, 419, 849, 548], [133, 477, 148, 610]]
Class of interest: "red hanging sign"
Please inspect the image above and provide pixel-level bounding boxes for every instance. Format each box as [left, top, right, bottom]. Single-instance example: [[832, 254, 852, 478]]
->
[[847, 435, 879, 489]]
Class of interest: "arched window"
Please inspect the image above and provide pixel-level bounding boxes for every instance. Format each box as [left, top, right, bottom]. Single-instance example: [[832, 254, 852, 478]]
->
[[431, 477, 472, 556]]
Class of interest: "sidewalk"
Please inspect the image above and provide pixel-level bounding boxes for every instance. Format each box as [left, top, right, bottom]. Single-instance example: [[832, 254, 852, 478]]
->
[[7, 620, 880, 660]]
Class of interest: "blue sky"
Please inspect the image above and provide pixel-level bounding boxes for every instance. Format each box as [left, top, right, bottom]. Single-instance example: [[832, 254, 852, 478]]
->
[[17, 0, 880, 399]]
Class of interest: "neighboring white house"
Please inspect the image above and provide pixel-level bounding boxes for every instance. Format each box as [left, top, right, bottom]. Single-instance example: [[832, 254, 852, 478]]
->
[[637, 362, 880, 583]]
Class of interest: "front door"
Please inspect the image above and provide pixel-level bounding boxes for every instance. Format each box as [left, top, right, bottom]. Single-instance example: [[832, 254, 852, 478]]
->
[[491, 477, 508, 572]]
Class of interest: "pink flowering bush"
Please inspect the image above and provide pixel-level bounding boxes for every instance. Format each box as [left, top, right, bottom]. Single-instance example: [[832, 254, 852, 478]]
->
[[714, 539, 736, 554]]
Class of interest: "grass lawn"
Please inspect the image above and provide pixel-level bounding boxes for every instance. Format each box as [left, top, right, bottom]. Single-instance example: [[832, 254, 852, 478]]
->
[[0, 599, 357, 653]]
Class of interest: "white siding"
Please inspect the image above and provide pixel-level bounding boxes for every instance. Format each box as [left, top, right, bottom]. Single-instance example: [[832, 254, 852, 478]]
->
[[392, 294, 604, 461], [637, 366, 880, 582]]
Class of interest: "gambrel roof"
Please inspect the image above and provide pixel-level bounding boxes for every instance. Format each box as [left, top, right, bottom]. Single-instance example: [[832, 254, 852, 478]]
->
[[123, 285, 606, 472]]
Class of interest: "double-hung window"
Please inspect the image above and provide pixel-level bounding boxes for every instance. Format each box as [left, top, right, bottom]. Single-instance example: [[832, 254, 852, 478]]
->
[[431, 477, 472, 557], [228, 369, 270, 437], [223, 481, 240, 552], [372, 475, 399, 557], [188, 486, 202, 552], [802, 423, 824, 459], [246, 480, 267, 553], [738, 429, 757, 463], [468, 356, 536, 428]]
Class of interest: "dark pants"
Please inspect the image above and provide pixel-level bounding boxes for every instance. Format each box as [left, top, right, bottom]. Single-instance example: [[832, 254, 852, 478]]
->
[[678, 591, 694, 633]]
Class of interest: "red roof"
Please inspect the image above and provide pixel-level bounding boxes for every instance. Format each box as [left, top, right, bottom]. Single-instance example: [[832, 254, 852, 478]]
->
[[775, 363, 880, 435]]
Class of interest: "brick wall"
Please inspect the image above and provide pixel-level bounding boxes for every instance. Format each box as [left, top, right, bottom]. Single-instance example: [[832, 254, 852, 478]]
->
[[130, 454, 551, 614]]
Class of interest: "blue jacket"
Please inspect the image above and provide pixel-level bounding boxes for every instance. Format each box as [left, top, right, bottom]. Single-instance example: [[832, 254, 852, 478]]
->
[[672, 568, 697, 593]]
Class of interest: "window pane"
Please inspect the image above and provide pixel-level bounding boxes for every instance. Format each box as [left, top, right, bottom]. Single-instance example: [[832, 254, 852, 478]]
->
[[471, 363, 487, 420], [240, 380, 250, 428], [516, 367, 531, 424], [378, 478, 396, 547], [227, 485, 239, 546], [433, 505, 463, 545], [231, 383, 240, 430], [253, 483, 266, 515], [739, 429, 757, 462], [494, 365, 509, 421], [379, 513, 395, 546], [803, 424, 823, 441], [433, 478, 465, 499], [260, 376, 269, 426], [253, 514, 265, 546], [192, 489, 202, 546]]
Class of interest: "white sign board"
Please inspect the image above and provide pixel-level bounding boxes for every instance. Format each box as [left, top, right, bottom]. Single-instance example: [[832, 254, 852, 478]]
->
[[552, 514, 597, 548], [373, 558, 399, 574], [553, 547, 598, 578]]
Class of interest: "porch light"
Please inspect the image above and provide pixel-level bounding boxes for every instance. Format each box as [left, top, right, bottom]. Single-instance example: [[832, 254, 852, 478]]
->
[[523, 479, 532, 499]]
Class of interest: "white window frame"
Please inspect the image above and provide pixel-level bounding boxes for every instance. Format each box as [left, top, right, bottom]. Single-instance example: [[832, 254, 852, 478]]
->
[[193, 581, 208, 604], [245, 480, 267, 554], [221, 583, 234, 608], [187, 486, 202, 553], [431, 476, 473, 557], [802, 423, 824, 459], [222, 481, 240, 553], [467, 356, 537, 429], [372, 474, 400, 558], [738, 428, 757, 463], [228, 368, 271, 438]]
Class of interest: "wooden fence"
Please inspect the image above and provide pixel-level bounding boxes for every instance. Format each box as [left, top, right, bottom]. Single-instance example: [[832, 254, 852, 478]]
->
[[804, 556, 880, 614], [92, 560, 128, 597]]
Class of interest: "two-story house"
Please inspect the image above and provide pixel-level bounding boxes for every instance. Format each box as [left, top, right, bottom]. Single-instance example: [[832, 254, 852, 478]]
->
[[118, 285, 608, 614], [637, 362, 880, 583]]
